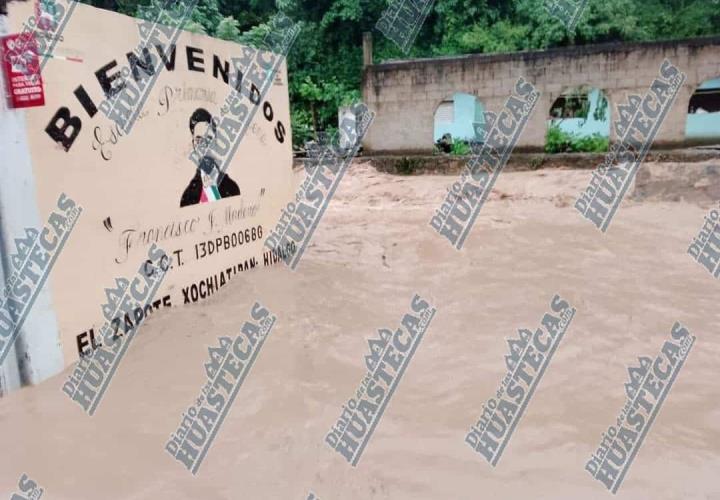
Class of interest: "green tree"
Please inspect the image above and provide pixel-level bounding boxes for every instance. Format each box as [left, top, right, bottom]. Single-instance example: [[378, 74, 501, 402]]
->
[[77, 0, 720, 147]]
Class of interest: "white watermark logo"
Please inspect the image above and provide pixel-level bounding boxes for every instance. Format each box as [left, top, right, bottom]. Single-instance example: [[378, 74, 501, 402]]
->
[[575, 60, 686, 232], [544, 0, 590, 31], [62, 244, 171, 415], [11, 472, 44, 500], [0, 193, 81, 367], [165, 302, 276, 474], [430, 78, 539, 249], [2, 0, 79, 84], [98, 0, 198, 133], [375, 0, 435, 54], [465, 295, 575, 465], [190, 13, 301, 184], [264, 103, 375, 270], [325, 294, 435, 466], [585, 322, 695, 493], [687, 201, 720, 278]]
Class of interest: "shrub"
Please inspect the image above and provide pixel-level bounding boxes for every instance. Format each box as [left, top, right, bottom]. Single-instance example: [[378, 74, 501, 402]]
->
[[545, 124, 609, 153], [450, 138, 471, 156], [545, 124, 574, 153]]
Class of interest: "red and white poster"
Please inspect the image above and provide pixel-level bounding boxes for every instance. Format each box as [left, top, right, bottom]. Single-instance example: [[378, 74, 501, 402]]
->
[[1, 33, 45, 109]]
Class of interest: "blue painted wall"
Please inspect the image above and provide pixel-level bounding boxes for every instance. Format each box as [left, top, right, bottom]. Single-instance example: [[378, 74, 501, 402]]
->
[[686, 78, 720, 140], [547, 88, 610, 138], [433, 92, 484, 142]]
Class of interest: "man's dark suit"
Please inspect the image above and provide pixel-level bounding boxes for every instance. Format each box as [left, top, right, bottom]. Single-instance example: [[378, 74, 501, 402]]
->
[[180, 158, 240, 207]]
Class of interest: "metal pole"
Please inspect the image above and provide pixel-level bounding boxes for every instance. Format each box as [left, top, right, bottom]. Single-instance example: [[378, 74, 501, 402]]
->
[[0, 12, 64, 394]]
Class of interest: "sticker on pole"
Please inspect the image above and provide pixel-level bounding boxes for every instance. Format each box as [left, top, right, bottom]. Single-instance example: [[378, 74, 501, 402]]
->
[[1, 33, 45, 109]]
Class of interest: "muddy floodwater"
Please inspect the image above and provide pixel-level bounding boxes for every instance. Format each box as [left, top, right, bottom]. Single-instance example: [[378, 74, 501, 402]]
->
[[1, 162, 719, 499]]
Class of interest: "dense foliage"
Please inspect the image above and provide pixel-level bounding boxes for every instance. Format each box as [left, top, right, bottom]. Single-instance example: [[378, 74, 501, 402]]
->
[[80, 0, 720, 147], [545, 124, 610, 153]]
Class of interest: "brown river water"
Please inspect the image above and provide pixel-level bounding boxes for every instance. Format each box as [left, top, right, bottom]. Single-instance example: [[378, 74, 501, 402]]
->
[[1, 162, 719, 499]]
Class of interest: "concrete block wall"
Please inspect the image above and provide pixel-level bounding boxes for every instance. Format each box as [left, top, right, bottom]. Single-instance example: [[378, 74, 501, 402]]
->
[[362, 37, 720, 153]]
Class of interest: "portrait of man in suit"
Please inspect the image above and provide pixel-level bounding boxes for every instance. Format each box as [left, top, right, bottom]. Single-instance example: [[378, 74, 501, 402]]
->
[[180, 107, 241, 207]]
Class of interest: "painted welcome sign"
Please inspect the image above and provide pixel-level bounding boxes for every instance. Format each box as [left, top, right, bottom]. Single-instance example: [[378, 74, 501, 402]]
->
[[5, 2, 294, 366]]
